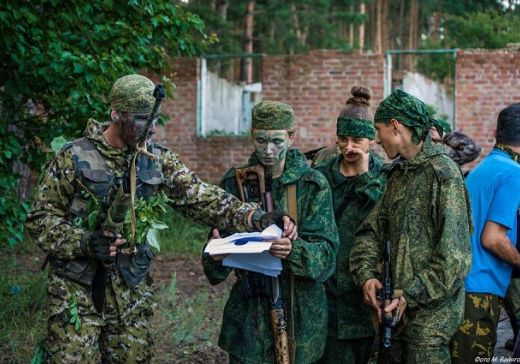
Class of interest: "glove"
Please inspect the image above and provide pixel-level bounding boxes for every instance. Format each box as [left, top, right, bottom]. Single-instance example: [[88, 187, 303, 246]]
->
[[251, 210, 292, 231], [81, 231, 114, 263]]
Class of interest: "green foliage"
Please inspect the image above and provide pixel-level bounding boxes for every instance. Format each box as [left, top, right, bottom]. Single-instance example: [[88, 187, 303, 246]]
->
[[0, 1, 212, 249], [68, 292, 81, 332], [123, 192, 171, 249], [159, 208, 209, 257], [445, 9, 520, 49]]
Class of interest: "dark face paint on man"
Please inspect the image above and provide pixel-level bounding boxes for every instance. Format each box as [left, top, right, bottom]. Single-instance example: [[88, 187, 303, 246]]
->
[[119, 112, 157, 148], [252, 129, 290, 170]]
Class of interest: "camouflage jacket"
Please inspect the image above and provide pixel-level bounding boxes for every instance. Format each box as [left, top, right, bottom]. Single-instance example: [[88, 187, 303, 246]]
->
[[315, 152, 385, 340], [203, 149, 339, 363], [349, 138, 472, 346], [26, 119, 256, 261]]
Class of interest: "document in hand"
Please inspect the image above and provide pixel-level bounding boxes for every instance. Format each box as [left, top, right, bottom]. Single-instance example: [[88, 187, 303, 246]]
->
[[204, 224, 282, 255], [204, 224, 283, 277]]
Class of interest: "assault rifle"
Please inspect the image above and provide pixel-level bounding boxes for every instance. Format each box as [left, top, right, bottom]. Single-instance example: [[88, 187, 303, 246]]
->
[[235, 166, 291, 364], [377, 240, 393, 364]]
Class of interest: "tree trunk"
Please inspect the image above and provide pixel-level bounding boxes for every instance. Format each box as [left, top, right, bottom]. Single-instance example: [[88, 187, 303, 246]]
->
[[359, 1, 366, 52], [349, 4, 354, 48], [407, 0, 418, 70], [375, 0, 383, 54], [217, 0, 227, 19], [431, 0, 443, 41], [240, 0, 255, 83]]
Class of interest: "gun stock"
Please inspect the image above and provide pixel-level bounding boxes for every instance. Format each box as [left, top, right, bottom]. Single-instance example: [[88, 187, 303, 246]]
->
[[377, 240, 394, 364]]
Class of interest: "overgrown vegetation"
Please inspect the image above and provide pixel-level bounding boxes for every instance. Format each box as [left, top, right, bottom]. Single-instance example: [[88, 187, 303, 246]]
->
[[0, 0, 214, 249]]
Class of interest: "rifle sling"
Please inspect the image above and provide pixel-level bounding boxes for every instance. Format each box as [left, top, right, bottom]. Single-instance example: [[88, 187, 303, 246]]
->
[[285, 184, 297, 364]]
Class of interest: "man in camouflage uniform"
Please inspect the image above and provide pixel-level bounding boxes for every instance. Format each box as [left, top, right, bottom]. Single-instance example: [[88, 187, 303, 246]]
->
[[314, 86, 386, 364], [202, 101, 339, 363], [349, 89, 472, 364], [450, 104, 520, 363], [26, 75, 296, 363]]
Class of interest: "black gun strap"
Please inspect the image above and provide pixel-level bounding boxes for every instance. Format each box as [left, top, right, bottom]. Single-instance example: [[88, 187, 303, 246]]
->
[[92, 264, 107, 313]]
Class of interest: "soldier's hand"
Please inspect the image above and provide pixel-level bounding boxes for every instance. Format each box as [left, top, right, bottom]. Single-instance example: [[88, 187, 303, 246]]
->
[[281, 215, 298, 241], [209, 228, 229, 261], [82, 230, 126, 263], [362, 278, 383, 320], [384, 295, 407, 326], [269, 237, 292, 259]]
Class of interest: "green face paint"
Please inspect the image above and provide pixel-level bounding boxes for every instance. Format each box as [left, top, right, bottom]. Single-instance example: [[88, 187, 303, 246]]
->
[[252, 130, 290, 171]]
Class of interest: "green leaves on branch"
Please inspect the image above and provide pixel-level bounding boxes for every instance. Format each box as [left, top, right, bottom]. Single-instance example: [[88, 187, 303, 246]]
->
[[0, 1, 212, 248]]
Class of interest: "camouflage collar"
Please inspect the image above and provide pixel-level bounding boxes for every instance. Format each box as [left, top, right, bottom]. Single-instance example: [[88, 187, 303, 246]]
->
[[247, 149, 309, 185], [324, 152, 381, 188], [495, 144, 520, 164], [84, 118, 129, 162], [390, 137, 447, 172]]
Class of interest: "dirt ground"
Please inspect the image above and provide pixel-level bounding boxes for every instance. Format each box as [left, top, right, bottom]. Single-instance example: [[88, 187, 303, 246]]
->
[[150, 255, 232, 363]]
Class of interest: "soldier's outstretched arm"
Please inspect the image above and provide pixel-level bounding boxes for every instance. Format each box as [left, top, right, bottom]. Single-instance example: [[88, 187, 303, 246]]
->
[[25, 149, 88, 259]]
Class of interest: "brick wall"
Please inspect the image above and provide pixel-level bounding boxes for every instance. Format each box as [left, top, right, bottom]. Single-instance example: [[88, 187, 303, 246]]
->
[[157, 48, 520, 182], [455, 49, 520, 168], [158, 51, 385, 182]]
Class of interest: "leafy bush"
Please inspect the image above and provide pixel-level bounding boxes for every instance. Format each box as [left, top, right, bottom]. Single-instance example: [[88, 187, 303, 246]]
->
[[0, 1, 213, 249]]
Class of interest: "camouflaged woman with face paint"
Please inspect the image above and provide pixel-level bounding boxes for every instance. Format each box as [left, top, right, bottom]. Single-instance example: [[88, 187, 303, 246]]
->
[[203, 100, 339, 364], [314, 87, 386, 364], [349, 90, 472, 364], [25, 75, 296, 364]]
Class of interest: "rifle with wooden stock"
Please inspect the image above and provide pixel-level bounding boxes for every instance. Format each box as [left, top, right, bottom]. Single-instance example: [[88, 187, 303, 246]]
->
[[235, 165, 291, 364]]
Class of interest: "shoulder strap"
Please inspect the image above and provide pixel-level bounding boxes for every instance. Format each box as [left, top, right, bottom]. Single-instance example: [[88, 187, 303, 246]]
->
[[285, 183, 297, 363]]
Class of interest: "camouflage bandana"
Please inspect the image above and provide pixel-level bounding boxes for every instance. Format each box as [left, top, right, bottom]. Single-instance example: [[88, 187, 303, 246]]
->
[[375, 89, 439, 144], [496, 143, 520, 163], [109, 74, 155, 113], [336, 116, 376, 140], [432, 118, 452, 137], [252, 101, 295, 130]]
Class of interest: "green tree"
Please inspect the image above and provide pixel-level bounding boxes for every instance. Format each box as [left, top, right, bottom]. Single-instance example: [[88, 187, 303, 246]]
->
[[0, 0, 212, 249]]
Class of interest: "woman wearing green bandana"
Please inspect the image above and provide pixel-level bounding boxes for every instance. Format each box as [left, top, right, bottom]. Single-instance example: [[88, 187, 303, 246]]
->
[[314, 87, 385, 364], [349, 89, 472, 363], [202, 101, 339, 363]]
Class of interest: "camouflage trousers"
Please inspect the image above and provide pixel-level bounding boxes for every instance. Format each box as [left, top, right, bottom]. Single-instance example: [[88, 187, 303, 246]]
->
[[43, 269, 155, 363], [377, 337, 451, 364], [450, 293, 501, 364], [318, 336, 373, 364]]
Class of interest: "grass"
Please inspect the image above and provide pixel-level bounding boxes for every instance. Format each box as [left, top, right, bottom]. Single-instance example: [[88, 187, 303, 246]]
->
[[0, 208, 215, 363], [0, 254, 47, 364], [158, 208, 211, 257]]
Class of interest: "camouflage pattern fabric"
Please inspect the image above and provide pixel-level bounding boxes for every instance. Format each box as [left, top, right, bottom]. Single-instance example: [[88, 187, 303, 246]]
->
[[251, 101, 295, 131], [314, 152, 385, 363], [374, 89, 439, 144], [502, 278, 520, 347], [349, 138, 472, 360], [202, 149, 339, 364], [108, 74, 155, 113], [433, 118, 452, 136], [443, 131, 482, 166], [336, 116, 376, 140], [318, 336, 373, 364], [44, 272, 154, 363], [26, 119, 258, 362], [450, 293, 501, 363]]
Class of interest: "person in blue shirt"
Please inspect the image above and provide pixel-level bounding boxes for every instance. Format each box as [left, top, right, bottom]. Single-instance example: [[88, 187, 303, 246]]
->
[[451, 103, 520, 363]]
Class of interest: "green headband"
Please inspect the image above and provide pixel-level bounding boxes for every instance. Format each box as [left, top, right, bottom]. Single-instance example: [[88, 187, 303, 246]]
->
[[375, 89, 438, 144], [336, 116, 376, 140], [252, 101, 295, 130]]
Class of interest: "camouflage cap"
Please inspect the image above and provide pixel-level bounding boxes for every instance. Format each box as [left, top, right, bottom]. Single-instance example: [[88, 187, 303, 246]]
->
[[375, 89, 437, 144], [109, 74, 155, 113], [252, 101, 295, 130]]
